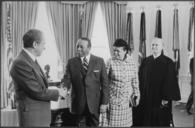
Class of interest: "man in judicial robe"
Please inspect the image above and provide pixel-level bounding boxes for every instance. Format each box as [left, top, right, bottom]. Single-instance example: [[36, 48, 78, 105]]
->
[[133, 37, 181, 126]]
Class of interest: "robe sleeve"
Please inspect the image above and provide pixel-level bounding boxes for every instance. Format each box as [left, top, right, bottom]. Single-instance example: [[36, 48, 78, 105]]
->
[[162, 59, 181, 101]]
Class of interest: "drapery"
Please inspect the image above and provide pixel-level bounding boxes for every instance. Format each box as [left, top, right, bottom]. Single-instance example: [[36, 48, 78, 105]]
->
[[126, 12, 134, 53], [80, 2, 98, 38], [1, 1, 38, 108], [138, 11, 146, 66], [100, 1, 127, 56], [173, 8, 180, 76], [46, 1, 97, 70], [1, 2, 8, 109]]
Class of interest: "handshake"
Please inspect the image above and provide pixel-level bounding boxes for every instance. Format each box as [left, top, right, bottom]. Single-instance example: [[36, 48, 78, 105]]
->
[[49, 86, 68, 98]]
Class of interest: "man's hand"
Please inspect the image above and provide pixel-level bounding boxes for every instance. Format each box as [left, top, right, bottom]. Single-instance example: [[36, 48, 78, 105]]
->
[[162, 100, 168, 105], [100, 104, 109, 113], [48, 86, 68, 98], [58, 88, 68, 98], [48, 86, 58, 90]]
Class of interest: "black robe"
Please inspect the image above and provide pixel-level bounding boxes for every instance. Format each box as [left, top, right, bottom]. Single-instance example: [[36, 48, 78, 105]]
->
[[133, 53, 181, 126]]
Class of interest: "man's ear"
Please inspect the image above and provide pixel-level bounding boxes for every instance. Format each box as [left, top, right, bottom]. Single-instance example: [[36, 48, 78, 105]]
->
[[32, 41, 37, 48]]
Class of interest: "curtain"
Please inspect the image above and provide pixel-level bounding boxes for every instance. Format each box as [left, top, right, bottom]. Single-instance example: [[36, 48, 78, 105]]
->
[[46, 1, 97, 70], [80, 2, 98, 38], [100, 1, 127, 56], [126, 12, 134, 53], [1, 2, 8, 109], [1, 1, 38, 108], [173, 8, 180, 76], [138, 11, 146, 66]]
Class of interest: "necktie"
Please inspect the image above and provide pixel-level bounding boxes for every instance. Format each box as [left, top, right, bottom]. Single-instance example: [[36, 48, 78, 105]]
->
[[83, 57, 88, 72]]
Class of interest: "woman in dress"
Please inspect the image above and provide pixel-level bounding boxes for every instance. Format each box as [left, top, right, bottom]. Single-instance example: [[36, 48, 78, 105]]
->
[[105, 38, 140, 127]]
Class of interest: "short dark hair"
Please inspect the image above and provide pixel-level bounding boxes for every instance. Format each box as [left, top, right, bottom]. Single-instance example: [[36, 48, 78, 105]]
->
[[80, 37, 91, 48], [23, 29, 43, 48], [113, 38, 129, 51]]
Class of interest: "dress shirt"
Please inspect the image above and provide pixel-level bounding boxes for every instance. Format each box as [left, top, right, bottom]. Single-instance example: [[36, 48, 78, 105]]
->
[[23, 48, 36, 62], [81, 53, 91, 64]]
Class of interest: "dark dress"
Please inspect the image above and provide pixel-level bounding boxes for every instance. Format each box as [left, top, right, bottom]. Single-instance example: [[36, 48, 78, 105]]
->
[[133, 53, 181, 126]]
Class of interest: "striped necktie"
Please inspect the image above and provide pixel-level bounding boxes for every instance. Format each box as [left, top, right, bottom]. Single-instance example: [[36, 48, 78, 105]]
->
[[83, 57, 88, 72]]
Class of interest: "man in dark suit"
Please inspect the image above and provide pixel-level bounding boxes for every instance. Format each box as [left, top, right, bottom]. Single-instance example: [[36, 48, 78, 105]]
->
[[63, 37, 109, 126], [10, 29, 67, 127]]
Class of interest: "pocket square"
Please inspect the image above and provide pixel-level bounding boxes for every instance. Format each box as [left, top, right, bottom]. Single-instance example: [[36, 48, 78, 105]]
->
[[93, 70, 100, 72]]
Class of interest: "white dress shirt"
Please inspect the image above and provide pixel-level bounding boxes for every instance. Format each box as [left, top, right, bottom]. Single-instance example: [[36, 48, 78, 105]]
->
[[81, 53, 91, 64], [23, 48, 36, 62]]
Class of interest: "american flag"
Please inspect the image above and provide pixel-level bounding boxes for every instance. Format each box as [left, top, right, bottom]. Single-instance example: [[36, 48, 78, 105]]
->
[[126, 12, 134, 53], [138, 12, 146, 65], [173, 8, 180, 76]]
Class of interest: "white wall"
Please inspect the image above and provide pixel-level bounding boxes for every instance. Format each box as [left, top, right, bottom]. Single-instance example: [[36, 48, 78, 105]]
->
[[126, 1, 194, 77]]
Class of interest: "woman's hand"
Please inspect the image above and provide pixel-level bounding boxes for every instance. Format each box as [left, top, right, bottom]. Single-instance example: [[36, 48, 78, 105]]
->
[[100, 104, 109, 113]]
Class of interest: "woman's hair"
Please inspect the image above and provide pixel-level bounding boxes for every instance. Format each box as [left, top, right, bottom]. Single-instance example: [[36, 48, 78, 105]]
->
[[113, 38, 129, 52]]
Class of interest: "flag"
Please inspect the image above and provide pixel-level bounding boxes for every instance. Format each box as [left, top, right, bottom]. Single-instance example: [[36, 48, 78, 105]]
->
[[173, 8, 180, 76], [187, 7, 194, 52], [79, 6, 84, 38], [138, 12, 146, 65], [126, 12, 134, 52], [155, 9, 162, 38], [6, 2, 15, 108], [79, 12, 83, 38]]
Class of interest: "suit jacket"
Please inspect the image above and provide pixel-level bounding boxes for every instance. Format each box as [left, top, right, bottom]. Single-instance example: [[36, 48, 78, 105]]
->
[[10, 50, 59, 127], [63, 54, 109, 115]]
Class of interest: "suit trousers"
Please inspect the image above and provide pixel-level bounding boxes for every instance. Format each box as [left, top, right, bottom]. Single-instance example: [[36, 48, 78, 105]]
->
[[17, 108, 51, 127], [75, 103, 99, 127]]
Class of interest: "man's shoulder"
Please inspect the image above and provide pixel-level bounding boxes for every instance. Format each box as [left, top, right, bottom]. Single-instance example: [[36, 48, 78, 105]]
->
[[91, 54, 103, 61], [10, 52, 28, 72], [69, 56, 78, 61], [12, 52, 25, 65], [143, 55, 153, 62], [161, 55, 174, 63], [67, 57, 80, 64], [13, 50, 34, 68]]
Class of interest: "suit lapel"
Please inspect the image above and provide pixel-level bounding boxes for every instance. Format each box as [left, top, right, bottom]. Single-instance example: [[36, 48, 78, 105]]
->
[[21, 50, 48, 87], [86, 55, 96, 75], [34, 63, 48, 87], [75, 57, 86, 77]]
